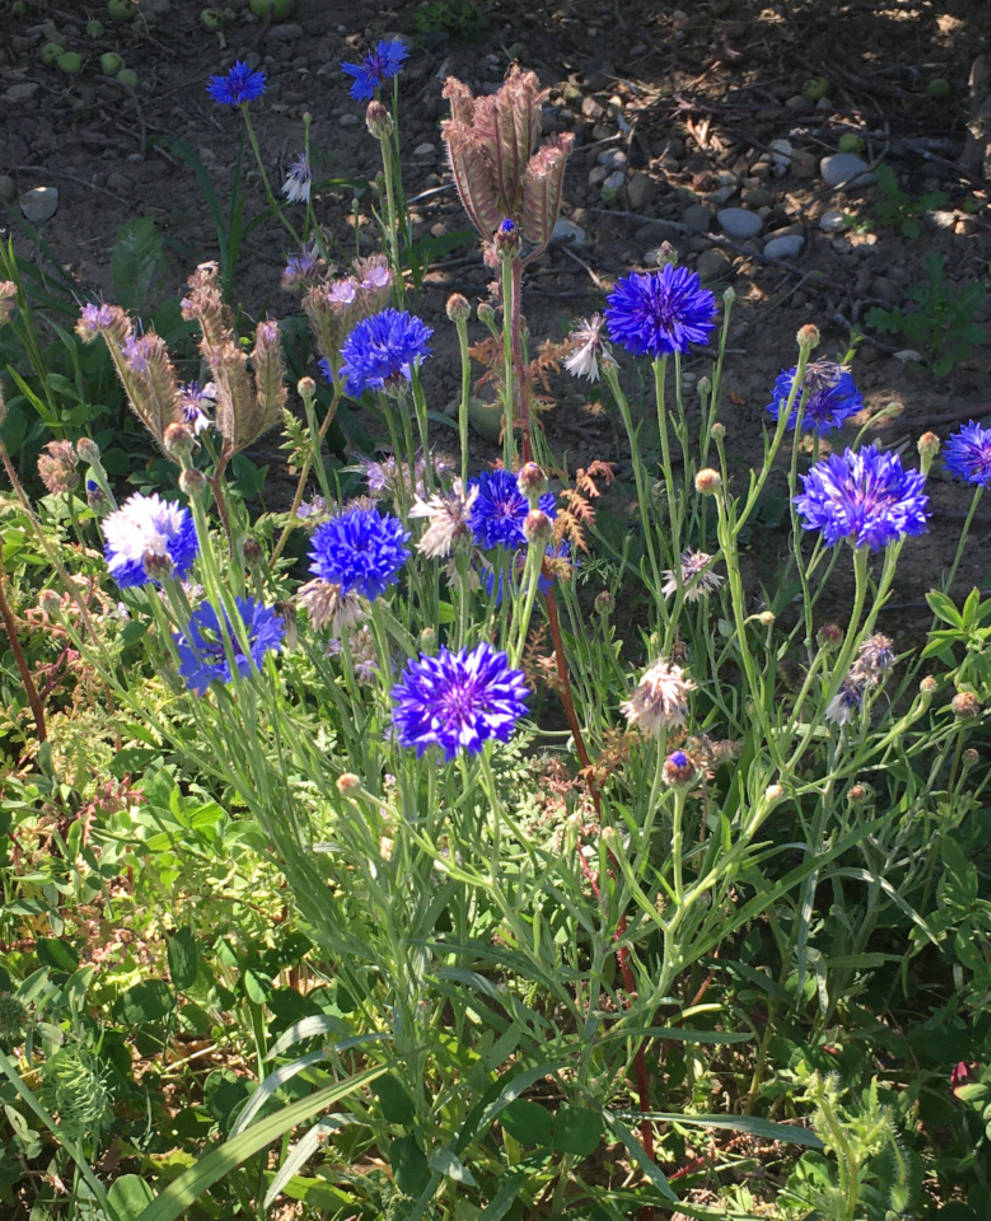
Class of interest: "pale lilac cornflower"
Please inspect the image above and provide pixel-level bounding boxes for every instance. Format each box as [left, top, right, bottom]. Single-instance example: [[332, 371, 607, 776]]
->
[[298, 579, 363, 634], [281, 247, 322, 291], [825, 678, 864, 726], [854, 633, 895, 682], [662, 550, 723, 601], [409, 479, 479, 558], [564, 314, 611, 382], [282, 153, 312, 204], [621, 658, 696, 736]]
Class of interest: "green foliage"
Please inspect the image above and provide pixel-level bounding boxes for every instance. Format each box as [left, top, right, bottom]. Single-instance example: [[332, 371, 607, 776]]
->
[[871, 163, 948, 239], [865, 253, 988, 376], [412, 0, 493, 39]]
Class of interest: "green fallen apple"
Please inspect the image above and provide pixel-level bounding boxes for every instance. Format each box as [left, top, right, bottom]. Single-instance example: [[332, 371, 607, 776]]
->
[[86, 19, 105, 37], [100, 51, 124, 76], [117, 67, 138, 87], [200, 7, 225, 30], [57, 51, 84, 75], [107, 0, 137, 22], [41, 42, 65, 67], [249, 0, 295, 19]]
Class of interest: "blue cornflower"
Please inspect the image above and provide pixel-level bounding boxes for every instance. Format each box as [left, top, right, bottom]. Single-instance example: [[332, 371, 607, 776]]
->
[[207, 60, 267, 106], [338, 309, 433, 397], [605, 265, 718, 359], [468, 469, 556, 551], [174, 597, 284, 695], [308, 507, 410, 601], [766, 361, 864, 434], [341, 39, 408, 101], [794, 444, 930, 550], [102, 492, 198, 588], [391, 642, 529, 760], [944, 420, 991, 487]]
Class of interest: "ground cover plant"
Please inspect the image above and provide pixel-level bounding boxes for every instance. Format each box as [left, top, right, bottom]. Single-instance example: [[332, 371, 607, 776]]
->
[[2, 13, 991, 1221]]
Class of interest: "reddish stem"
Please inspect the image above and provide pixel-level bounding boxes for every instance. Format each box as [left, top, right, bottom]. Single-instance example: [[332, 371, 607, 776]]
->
[[0, 565, 46, 743], [509, 257, 532, 464]]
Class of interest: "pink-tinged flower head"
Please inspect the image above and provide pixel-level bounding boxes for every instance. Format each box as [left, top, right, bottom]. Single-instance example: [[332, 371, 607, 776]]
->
[[621, 658, 695, 736], [442, 65, 573, 256]]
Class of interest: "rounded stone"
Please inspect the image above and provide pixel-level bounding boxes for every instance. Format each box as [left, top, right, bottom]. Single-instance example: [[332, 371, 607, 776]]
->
[[820, 153, 874, 188], [682, 203, 713, 233], [763, 234, 804, 258], [19, 185, 59, 223], [818, 209, 847, 233], [717, 207, 763, 239]]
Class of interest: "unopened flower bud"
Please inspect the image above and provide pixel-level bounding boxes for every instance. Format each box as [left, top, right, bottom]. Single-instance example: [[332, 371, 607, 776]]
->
[[337, 773, 361, 794], [39, 589, 63, 616], [594, 590, 614, 616], [818, 622, 844, 646], [917, 431, 940, 457], [75, 437, 101, 465], [243, 538, 264, 567], [919, 675, 937, 697], [796, 323, 820, 351], [847, 783, 867, 803], [757, 611, 775, 627], [697, 375, 712, 396], [163, 421, 196, 460], [523, 509, 553, 544], [365, 100, 393, 139], [722, 286, 736, 306], [143, 550, 174, 579], [653, 241, 677, 268], [494, 218, 521, 258], [963, 747, 979, 768], [446, 293, 470, 323], [477, 302, 496, 328], [952, 690, 981, 718], [711, 421, 725, 439], [694, 468, 721, 496], [297, 376, 316, 399], [600, 825, 619, 845], [178, 468, 206, 497], [764, 783, 784, 802], [662, 749, 696, 787], [420, 626, 436, 649], [516, 461, 547, 499]]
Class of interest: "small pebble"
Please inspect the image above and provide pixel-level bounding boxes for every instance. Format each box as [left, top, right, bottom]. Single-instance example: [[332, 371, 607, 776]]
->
[[717, 207, 763, 239], [19, 185, 58, 223], [763, 234, 804, 258], [820, 153, 874, 188], [818, 209, 847, 233]]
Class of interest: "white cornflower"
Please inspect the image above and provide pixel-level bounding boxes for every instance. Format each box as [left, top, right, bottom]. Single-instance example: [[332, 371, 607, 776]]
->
[[662, 550, 724, 601], [281, 153, 312, 204], [621, 658, 695, 736], [564, 314, 609, 383], [102, 492, 198, 588], [409, 479, 479, 558]]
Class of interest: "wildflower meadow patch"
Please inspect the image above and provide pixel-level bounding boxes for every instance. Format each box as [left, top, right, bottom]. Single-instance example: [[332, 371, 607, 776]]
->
[[0, 22, 990, 1221]]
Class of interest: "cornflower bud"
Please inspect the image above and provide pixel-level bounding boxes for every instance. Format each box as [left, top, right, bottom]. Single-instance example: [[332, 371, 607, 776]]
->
[[163, 421, 196, 461], [917, 431, 940, 457], [594, 590, 614, 616], [818, 622, 844, 646], [796, 323, 820, 351], [494, 218, 521, 258], [653, 241, 677, 268], [919, 675, 937, 697], [695, 468, 721, 495], [243, 538, 264, 567], [847, 783, 867, 803], [0, 281, 17, 329], [952, 690, 981, 718], [75, 437, 101, 465], [722, 286, 736, 307], [337, 773, 361, 794], [297, 376, 316, 399], [365, 100, 393, 139], [523, 509, 553, 544], [764, 783, 784, 802], [446, 293, 470, 323], [517, 461, 547, 499], [143, 550, 174, 580], [477, 302, 496, 328], [711, 421, 725, 439], [178, 468, 206, 497], [697, 375, 712, 396], [39, 589, 63, 616], [757, 611, 775, 627], [662, 749, 696, 787], [963, 748, 979, 768], [420, 626, 436, 649]]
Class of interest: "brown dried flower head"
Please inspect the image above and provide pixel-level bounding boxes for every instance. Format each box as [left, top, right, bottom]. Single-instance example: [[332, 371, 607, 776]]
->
[[442, 64, 573, 257]]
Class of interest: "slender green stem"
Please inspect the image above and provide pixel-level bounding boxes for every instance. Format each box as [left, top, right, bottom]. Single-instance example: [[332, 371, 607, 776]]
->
[[943, 484, 983, 592], [240, 106, 302, 247]]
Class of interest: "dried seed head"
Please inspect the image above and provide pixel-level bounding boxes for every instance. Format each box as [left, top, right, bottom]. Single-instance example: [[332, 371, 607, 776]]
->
[[621, 657, 695, 736], [37, 440, 78, 495]]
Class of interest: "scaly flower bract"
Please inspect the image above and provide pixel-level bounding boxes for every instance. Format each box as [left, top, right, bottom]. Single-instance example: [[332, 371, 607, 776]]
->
[[207, 60, 267, 106], [391, 642, 529, 760], [468, 468, 556, 551], [174, 597, 284, 694], [102, 492, 198, 588], [308, 507, 409, 601], [605, 265, 718, 359], [281, 153, 312, 204], [944, 420, 991, 487], [338, 309, 433, 397], [341, 39, 408, 101], [794, 444, 930, 550], [765, 361, 864, 434]]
